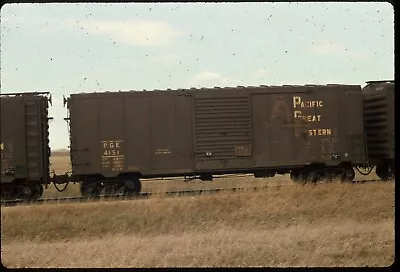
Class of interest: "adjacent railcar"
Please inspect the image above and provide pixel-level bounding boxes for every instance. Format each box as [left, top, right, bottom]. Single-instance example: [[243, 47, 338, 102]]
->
[[362, 80, 395, 180], [66, 84, 366, 198], [0, 92, 52, 200]]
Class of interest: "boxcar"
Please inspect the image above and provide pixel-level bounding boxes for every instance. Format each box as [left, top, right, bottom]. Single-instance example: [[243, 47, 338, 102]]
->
[[66, 84, 366, 198], [362, 80, 395, 180], [0, 92, 51, 200]]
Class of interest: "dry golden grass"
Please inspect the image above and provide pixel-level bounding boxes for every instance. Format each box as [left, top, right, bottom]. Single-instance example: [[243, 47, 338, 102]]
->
[[2, 220, 393, 268], [1, 181, 394, 268]]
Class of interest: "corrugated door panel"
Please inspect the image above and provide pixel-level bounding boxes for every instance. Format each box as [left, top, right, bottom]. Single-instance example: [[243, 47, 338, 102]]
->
[[388, 88, 395, 159], [194, 94, 253, 171], [363, 94, 390, 158]]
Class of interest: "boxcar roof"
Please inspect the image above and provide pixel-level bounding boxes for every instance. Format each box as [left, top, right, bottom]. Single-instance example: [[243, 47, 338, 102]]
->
[[69, 84, 362, 99], [0, 92, 50, 97]]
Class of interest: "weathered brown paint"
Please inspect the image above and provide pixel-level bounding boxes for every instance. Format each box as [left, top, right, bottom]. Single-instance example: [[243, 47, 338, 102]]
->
[[67, 84, 365, 179], [0, 93, 50, 184]]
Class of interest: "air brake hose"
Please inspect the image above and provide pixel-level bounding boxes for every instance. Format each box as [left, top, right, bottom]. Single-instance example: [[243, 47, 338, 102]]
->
[[53, 182, 69, 192], [355, 166, 374, 176]]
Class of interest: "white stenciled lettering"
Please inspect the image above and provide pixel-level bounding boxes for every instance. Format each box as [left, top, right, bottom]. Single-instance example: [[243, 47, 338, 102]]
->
[[308, 128, 332, 136], [293, 96, 324, 109], [293, 110, 302, 118], [293, 96, 302, 108], [293, 111, 321, 122], [101, 139, 125, 171]]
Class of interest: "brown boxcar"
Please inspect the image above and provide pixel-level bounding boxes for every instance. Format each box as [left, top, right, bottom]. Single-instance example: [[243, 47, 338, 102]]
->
[[362, 80, 395, 180], [66, 84, 365, 198], [0, 92, 51, 200]]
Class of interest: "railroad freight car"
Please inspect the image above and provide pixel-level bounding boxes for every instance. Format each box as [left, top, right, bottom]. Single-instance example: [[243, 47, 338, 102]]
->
[[65, 84, 366, 198], [362, 80, 395, 180], [0, 92, 52, 200]]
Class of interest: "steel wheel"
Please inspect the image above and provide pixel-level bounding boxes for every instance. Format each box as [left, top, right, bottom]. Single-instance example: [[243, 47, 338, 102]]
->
[[80, 181, 102, 199], [299, 171, 318, 184], [387, 163, 395, 180], [19, 184, 37, 201], [376, 164, 393, 181], [290, 171, 304, 184], [122, 177, 142, 197], [1, 185, 16, 200], [31, 184, 44, 200], [103, 182, 124, 197], [341, 168, 355, 182]]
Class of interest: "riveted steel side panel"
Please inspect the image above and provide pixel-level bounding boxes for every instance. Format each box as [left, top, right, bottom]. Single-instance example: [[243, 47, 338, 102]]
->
[[69, 91, 194, 177], [252, 93, 299, 167], [123, 93, 193, 175], [251, 85, 365, 167], [68, 96, 100, 176], [68, 84, 365, 179], [146, 93, 193, 174]]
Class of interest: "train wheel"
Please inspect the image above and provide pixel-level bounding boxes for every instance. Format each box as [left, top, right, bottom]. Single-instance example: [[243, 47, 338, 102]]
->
[[376, 163, 394, 181], [290, 171, 304, 184], [321, 169, 336, 183], [30, 184, 44, 200], [1, 185, 16, 200], [122, 177, 142, 197], [340, 168, 355, 183], [80, 180, 102, 199], [104, 182, 124, 197], [387, 163, 395, 180], [19, 184, 37, 201], [300, 171, 318, 184]]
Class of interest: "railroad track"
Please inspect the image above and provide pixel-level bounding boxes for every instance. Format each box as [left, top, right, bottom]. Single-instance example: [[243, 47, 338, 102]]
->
[[2, 186, 262, 207], [0, 178, 390, 207]]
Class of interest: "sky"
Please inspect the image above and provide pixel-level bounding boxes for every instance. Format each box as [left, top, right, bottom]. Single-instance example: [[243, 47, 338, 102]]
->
[[0, 2, 395, 150]]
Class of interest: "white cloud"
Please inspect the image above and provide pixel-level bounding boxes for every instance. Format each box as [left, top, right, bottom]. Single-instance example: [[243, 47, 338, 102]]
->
[[150, 54, 179, 64], [65, 19, 182, 47], [311, 41, 347, 55], [189, 71, 242, 88], [191, 71, 222, 83], [309, 41, 371, 60], [253, 68, 268, 79]]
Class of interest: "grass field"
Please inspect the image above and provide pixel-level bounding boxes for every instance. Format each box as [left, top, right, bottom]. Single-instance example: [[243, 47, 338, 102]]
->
[[1, 152, 393, 268], [1, 180, 394, 267]]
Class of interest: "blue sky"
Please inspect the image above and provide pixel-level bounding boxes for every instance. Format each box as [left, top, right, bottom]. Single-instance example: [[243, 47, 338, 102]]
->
[[0, 2, 394, 150]]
